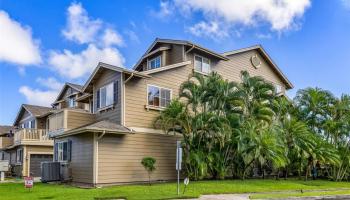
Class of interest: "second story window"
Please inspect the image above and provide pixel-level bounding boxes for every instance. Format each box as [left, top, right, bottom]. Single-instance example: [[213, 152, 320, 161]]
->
[[147, 85, 171, 108], [148, 56, 161, 70], [97, 82, 118, 109], [194, 55, 210, 74], [68, 96, 76, 108]]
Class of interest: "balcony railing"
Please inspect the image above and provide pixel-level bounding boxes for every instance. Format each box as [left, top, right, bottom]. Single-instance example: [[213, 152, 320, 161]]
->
[[48, 108, 95, 137], [13, 129, 52, 145]]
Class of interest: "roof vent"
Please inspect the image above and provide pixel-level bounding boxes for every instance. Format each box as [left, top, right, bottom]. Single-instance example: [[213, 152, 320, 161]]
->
[[251, 55, 261, 69]]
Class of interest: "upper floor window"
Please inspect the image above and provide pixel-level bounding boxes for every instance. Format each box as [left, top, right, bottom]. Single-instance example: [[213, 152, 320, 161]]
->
[[68, 96, 76, 108], [148, 56, 161, 70], [97, 82, 118, 109], [147, 85, 171, 108], [194, 55, 210, 74], [274, 84, 283, 94]]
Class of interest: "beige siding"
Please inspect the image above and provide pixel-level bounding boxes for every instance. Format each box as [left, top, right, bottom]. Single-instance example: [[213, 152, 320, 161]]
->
[[125, 64, 193, 128], [167, 44, 184, 65], [214, 50, 286, 92], [93, 69, 122, 124], [66, 110, 95, 130], [55, 133, 94, 184], [97, 132, 180, 184]]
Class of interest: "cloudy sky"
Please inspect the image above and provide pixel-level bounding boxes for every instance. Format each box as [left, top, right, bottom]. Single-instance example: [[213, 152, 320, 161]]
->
[[1, 0, 350, 124]]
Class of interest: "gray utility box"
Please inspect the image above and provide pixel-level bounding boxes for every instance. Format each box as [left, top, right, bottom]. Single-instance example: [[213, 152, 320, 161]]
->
[[41, 162, 60, 183]]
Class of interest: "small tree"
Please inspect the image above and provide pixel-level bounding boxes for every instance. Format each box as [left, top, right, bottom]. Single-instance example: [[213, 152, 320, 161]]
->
[[141, 157, 156, 185]]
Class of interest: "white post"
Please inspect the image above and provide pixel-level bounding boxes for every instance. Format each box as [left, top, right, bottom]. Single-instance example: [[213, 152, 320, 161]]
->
[[176, 141, 182, 195], [0, 171, 4, 182]]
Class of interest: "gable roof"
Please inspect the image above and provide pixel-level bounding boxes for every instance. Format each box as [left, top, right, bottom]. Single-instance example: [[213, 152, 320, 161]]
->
[[133, 38, 229, 70], [222, 45, 293, 89], [14, 104, 52, 126], [0, 125, 14, 136], [82, 62, 150, 92], [53, 82, 84, 104]]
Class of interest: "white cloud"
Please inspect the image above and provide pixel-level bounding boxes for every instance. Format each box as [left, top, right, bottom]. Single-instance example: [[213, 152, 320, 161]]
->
[[151, 1, 174, 19], [188, 21, 229, 39], [19, 77, 63, 106], [102, 29, 124, 47], [0, 10, 41, 65], [173, 0, 311, 38], [124, 29, 140, 43], [36, 77, 63, 91], [48, 44, 125, 79], [342, 0, 350, 9], [49, 2, 125, 79], [62, 2, 102, 44]]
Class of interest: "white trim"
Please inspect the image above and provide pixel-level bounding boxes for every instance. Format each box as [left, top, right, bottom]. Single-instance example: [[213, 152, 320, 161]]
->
[[142, 61, 191, 75], [129, 127, 165, 134], [97, 82, 115, 109], [194, 54, 211, 74], [121, 75, 125, 126], [146, 84, 172, 109], [93, 133, 98, 185], [56, 140, 69, 162]]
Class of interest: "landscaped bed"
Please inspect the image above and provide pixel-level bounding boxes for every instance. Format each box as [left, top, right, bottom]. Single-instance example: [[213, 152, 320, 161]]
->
[[3, 179, 350, 200]]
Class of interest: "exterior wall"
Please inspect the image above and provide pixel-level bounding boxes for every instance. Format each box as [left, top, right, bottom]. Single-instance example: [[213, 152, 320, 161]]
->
[[66, 110, 95, 130], [167, 44, 184, 65], [214, 50, 286, 92], [18, 110, 36, 128], [55, 133, 94, 184], [125, 64, 193, 128], [23, 145, 53, 177], [97, 132, 181, 185], [93, 69, 122, 124]]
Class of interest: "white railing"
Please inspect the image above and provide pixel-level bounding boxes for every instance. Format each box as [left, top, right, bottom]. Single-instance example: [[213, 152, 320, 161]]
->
[[14, 129, 50, 144]]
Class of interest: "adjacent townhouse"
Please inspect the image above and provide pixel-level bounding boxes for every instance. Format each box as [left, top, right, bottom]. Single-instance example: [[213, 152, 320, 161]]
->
[[43, 38, 293, 187], [0, 104, 53, 177]]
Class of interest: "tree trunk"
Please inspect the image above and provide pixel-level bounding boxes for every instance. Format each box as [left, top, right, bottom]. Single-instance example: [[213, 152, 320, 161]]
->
[[148, 172, 151, 186]]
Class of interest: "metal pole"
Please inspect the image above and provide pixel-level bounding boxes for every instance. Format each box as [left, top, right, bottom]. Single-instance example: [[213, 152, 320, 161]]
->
[[177, 168, 180, 195]]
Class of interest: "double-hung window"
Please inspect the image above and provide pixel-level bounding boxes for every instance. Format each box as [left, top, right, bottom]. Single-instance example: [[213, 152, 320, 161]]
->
[[194, 55, 210, 74], [148, 56, 161, 70], [55, 141, 72, 162], [148, 85, 171, 108], [97, 82, 118, 109]]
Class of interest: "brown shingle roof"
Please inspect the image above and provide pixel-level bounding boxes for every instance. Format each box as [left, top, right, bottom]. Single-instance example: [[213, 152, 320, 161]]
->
[[0, 125, 14, 136], [22, 104, 52, 117]]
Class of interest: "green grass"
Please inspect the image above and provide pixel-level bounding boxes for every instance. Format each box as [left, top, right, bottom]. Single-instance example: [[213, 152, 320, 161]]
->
[[3, 179, 350, 200]]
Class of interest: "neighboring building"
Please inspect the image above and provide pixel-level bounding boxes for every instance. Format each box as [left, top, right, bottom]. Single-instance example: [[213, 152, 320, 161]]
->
[[0, 104, 53, 177], [46, 38, 293, 187]]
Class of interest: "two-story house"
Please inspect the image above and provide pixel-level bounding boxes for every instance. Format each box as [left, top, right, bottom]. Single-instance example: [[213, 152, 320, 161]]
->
[[47, 38, 292, 187], [0, 104, 54, 177]]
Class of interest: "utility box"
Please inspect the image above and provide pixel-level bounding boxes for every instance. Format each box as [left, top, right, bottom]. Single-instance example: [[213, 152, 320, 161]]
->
[[41, 162, 60, 183]]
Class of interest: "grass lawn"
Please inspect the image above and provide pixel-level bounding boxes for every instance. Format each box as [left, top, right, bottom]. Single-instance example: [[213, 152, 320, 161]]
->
[[3, 179, 350, 200]]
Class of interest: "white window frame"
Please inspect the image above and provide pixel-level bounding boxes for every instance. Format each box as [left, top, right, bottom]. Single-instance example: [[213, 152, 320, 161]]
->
[[194, 54, 211, 74], [57, 141, 68, 162], [148, 56, 162, 70], [274, 84, 283, 94], [147, 84, 172, 109], [98, 82, 114, 109], [68, 96, 76, 108]]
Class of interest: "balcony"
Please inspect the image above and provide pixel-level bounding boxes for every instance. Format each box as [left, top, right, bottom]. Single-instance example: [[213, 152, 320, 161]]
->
[[48, 108, 95, 137], [13, 129, 53, 146], [0, 136, 13, 149]]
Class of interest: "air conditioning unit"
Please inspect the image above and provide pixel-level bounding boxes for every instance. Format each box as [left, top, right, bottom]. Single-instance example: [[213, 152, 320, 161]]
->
[[41, 162, 60, 183], [60, 162, 72, 182]]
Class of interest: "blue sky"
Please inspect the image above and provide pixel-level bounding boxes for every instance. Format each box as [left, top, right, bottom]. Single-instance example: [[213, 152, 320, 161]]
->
[[0, 0, 350, 125]]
